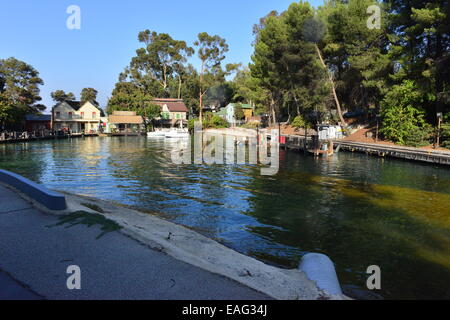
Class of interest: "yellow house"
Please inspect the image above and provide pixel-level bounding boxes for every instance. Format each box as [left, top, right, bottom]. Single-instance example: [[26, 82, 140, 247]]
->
[[52, 101, 105, 133]]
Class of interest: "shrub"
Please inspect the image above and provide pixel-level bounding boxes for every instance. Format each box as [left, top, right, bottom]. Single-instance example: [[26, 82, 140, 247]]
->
[[380, 80, 430, 146], [189, 114, 230, 130], [209, 115, 229, 128], [404, 126, 432, 147], [234, 104, 245, 120], [291, 115, 307, 128], [241, 122, 259, 129], [441, 112, 450, 149]]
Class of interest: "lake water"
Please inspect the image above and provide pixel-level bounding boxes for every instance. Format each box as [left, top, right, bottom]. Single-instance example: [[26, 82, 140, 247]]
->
[[1, 136, 449, 299]]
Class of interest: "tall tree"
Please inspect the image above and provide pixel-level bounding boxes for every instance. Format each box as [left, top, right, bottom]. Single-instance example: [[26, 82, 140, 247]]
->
[[194, 32, 229, 121], [251, 13, 287, 124], [51, 90, 76, 103], [127, 30, 194, 97], [80, 87, 99, 106], [0, 57, 45, 129], [386, 0, 450, 120], [251, 2, 331, 124], [318, 0, 391, 121]]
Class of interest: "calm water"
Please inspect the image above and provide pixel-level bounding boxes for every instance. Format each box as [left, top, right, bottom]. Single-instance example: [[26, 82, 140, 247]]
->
[[1, 136, 449, 299]]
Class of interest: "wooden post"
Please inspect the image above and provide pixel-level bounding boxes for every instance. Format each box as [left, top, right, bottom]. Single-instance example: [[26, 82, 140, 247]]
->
[[304, 127, 308, 154], [436, 117, 442, 149], [435, 113, 443, 149], [375, 119, 379, 142]]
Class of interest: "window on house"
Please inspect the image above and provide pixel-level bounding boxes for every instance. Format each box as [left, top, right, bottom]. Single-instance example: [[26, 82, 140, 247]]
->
[[92, 112, 97, 119], [81, 112, 84, 119], [56, 112, 60, 119], [68, 112, 73, 119]]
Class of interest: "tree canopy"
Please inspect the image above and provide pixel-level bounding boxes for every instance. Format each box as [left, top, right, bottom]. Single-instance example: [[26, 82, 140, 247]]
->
[[0, 57, 45, 129], [51, 90, 76, 103]]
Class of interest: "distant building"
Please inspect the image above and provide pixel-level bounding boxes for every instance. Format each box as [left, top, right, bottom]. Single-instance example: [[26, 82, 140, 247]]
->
[[151, 98, 188, 127], [52, 101, 105, 133], [25, 114, 52, 132], [217, 103, 255, 124], [108, 111, 144, 133]]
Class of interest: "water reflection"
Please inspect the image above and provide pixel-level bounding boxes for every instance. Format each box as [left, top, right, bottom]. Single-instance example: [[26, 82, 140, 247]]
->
[[0, 137, 449, 299]]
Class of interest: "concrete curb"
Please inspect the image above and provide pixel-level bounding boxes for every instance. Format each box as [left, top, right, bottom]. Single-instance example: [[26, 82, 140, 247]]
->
[[0, 170, 66, 210], [2, 180, 349, 300]]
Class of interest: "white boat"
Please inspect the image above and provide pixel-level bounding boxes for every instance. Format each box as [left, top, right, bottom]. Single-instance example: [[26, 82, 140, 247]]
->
[[147, 129, 167, 137], [165, 130, 189, 139]]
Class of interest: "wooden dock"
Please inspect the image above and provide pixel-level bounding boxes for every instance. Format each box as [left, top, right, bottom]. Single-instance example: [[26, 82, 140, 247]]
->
[[334, 141, 450, 165], [0, 132, 98, 144], [281, 135, 334, 156]]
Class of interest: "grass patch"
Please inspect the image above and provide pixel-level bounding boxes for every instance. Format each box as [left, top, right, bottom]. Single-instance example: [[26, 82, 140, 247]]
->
[[48, 211, 122, 239], [81, 202, 105, 213]]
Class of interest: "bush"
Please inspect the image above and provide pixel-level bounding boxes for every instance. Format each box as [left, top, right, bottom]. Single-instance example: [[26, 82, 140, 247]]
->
[[188, 118, 197, 131], [380, 80, 430, 146], [234, 104, 245, 120], [291, 115, 307, 128], [209, 114, 229, 128], [404, 126, 432, 147], [241, 122, 259, 129], [441, 113, 450, 149], [189, 114, 230, 130]]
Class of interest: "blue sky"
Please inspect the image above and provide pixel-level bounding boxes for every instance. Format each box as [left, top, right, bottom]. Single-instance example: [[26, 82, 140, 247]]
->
[[0, 0, 324, 111]]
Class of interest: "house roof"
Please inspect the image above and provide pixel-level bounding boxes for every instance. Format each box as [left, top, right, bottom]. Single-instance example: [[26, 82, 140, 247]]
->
[[108, 115, 143, 124], [25, 114, 51, 121], [228, 103, 253, 110], [53, 101, 105, 116], [151, 98, 188, 113], [65, 101, 82, 110]]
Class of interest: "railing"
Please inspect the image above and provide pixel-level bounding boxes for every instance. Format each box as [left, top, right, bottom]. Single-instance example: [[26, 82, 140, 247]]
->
[[0, 130, 101, 142], [54, 115, 99, 121]]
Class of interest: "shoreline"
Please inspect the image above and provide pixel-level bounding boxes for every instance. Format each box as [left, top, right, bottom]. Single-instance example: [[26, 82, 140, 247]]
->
[[2, 181, 348, 300]]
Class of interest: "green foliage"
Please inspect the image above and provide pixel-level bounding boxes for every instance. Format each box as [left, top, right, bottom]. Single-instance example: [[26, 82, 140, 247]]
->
[[234, 104, 245, 120], [442, 112, 450, 149], [291, 115, 307, 128], [127, 30, 194, 97], [51, 90, 76, 103], [80, 88, 99, 106], [380, 80, 431, 146], [250, 2, 331, 124], [188, 118, 197, 131], [188, 114, 229, 130], [318, 0, 391, 114], [388, 0, 450, 119], [240, 122, 259, 129], [107, 81, 161, 130], [194, 32, 230, 116], [404, 126, 433, 147], [202, 112, 229, 129], [231, 67, 269, 114], [0, 57, 45, 129]]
